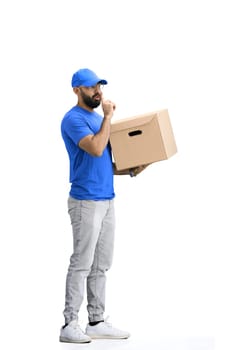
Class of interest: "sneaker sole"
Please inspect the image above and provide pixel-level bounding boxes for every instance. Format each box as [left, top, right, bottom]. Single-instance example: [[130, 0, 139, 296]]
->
[[86, 334, 130, 340], [59, 336, 92, 343]]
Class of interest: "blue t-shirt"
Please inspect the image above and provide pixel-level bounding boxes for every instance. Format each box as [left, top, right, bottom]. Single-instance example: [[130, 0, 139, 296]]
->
[[61, 105, 115, 200]]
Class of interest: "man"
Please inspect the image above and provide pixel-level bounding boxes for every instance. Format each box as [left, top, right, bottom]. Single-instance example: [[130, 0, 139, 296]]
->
[[60, 68, 145, 343]]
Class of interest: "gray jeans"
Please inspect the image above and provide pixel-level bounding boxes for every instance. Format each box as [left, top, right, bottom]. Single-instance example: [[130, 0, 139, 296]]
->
[[63, 197, 115, 324]]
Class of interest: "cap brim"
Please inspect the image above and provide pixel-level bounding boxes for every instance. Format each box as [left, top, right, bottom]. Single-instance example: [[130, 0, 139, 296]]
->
[[83, 79, 108, 87]]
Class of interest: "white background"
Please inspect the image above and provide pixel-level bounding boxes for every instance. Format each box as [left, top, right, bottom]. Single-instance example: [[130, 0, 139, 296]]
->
[[0, 1, 232, 349]]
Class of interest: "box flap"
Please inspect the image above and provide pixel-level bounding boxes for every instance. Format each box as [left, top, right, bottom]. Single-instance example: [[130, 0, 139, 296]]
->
[[110, 110, 168, 133]]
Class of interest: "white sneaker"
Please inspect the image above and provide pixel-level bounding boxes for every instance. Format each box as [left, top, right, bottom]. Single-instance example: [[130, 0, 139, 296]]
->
[[59, 319, 92, 343], [85, 317, 130, 339]]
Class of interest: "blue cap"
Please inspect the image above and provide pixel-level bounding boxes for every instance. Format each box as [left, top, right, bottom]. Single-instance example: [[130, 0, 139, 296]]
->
[[71, 68, 108, 88]]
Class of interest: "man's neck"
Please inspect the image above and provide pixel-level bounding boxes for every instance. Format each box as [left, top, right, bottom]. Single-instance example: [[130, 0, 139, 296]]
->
[[77, 101, 93, 113]]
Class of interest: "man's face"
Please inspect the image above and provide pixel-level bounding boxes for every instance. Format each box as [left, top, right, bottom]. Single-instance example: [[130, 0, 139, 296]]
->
[[79, 83, 103, 109]]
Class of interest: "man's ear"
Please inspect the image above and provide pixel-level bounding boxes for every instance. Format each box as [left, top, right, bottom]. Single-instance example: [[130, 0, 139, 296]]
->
[[73, 87, 79, 94]]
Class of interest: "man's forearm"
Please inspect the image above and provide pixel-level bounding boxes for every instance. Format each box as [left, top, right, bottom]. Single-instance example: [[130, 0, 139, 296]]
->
[[90, 117, 111, 156]]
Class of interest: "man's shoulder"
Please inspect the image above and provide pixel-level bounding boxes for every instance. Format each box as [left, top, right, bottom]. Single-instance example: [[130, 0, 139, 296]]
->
[[61, 106, 84, 125], [63, 106, 81, 118]]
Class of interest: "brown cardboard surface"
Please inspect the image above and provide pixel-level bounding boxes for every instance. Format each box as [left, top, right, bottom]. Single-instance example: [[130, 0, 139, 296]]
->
[[110, 109, 177, 170]]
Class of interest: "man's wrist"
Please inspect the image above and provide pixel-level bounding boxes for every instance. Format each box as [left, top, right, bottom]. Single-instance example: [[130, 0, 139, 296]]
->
[[104, 114, 112, 120]]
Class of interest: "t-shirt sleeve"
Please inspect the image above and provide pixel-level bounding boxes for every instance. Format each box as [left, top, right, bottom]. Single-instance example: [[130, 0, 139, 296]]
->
[[63, 113, 93, 145]]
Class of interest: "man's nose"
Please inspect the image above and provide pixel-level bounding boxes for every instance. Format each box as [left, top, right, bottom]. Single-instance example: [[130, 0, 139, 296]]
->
[[95, 84, 102, 92]]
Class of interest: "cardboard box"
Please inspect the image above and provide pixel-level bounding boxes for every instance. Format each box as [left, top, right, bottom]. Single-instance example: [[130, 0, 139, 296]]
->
[[110, 109, 177, 170]]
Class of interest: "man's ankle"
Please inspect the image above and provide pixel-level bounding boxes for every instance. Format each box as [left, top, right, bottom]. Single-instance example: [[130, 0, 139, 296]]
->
[[89, 320, 104, 326]]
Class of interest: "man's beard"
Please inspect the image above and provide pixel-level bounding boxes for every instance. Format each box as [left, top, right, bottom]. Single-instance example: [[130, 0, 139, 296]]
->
[[79, 88, 101, 109]]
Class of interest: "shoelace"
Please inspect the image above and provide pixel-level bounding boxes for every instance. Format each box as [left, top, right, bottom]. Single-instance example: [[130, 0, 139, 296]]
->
[[104, 316, 113, 328], [70, 322, 83, 333]]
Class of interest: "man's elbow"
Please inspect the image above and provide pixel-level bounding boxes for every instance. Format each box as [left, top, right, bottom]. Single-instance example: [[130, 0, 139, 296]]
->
[[93, 151, 103, 157], [91, 148, 103, 157]]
